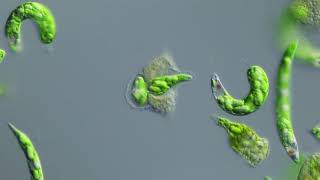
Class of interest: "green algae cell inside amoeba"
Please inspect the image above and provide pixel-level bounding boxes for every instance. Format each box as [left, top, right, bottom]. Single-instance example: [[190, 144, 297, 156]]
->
[[127, 54, 193, 114]]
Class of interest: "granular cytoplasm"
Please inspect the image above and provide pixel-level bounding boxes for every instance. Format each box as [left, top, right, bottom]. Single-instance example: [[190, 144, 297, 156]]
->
[[127, 54, 192, 114], [5, 2, 56, 52], [279, 0, 320, 66], [211, 65, 269, 116], [8, 123, 44, 180], [216, 117, 269, 167], [276, 41, 300, 163], [298, 153, 320, 180], [149, 74, 192, 96]]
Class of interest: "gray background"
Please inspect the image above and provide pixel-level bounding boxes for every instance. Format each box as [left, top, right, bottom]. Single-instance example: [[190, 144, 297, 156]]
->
[[0, 0, 318, 179]]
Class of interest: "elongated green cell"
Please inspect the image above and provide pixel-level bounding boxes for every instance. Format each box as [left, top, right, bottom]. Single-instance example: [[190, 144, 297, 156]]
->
[[211, 66, 269, 116], [298, 153, 320, 180], [279, 0, 320, 67], [131, 75, 148, 106], [217, 117, 269, 167], [148, 74, 192, 95], [276, 41, 300, 163], [5, 2, 56, 52], [8, 123, 44, 180]]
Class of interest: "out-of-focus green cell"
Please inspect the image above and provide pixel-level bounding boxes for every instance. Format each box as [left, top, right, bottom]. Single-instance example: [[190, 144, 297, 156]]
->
[[298, 153, 320, 180], [0, 49, 6, 63], [264, 176, 272, 180], [5, 2, 56, 52], [211, 65, 269, 116], [217, 117, 269, 167], [311, 124, 320, 140]]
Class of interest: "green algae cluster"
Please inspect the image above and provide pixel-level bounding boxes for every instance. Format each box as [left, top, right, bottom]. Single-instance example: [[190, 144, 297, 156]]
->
[[298, 153, 320, 180], [5, 2, 56, 52], [128, 54, 192, 113], [217, 117, 269, 167]]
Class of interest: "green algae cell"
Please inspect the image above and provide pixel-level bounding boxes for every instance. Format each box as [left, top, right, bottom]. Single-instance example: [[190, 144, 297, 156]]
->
[[298, 153, 320, 180], [217, 117, 269, 167], [8, 123, 44, 180], [311, 124, 320, 140], [0, 49, 6, 63], [276, 41, 300, 163], [211, 65, 269, 116], [148, 74, 192, 95], [5, 2, 56, 52], [131, 75, 148, 106], [128, 54, 192, 114]]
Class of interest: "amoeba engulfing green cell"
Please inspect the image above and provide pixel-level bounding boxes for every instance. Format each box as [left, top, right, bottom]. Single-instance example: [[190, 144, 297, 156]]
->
[[211, 65, 269, 116], [5, 2, 56, 52], [298, 153, 320, 180], [127, 54, 192, 114], [217, 117, 269, 167], [8, 123, 44, 180]]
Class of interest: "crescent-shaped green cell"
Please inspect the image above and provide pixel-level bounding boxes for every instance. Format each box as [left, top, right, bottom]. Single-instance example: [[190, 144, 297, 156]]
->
[[211, 65, 269, 116], [5, 2, 56, 52]]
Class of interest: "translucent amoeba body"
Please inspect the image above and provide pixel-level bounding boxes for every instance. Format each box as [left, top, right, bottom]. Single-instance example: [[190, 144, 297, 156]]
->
[[211, 65, 269, 116], [217, 117, 269, 167], [8, 123, 44, 180], [298, 153, 320, 180], [5, 2, 56, 52]]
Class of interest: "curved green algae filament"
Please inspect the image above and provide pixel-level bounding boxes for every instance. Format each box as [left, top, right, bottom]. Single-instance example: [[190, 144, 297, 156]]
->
[[8, 123, 44, 180], [5, 2, 56, 52], [211, 65, 269, 116]]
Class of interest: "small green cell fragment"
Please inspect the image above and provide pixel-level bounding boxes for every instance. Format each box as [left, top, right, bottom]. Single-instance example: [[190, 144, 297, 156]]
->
[[211, 65, 269, 116], [217, 117, 269, 167], [298, 153, 320, 180], [131, 75, 148, 106], [149, 74, 192, 95], [311, 123, 320, 140], [0, 49, 6, 63], [276, 41, 300, 163], [5, 2, 56, 52], [8, 123, 44, 180]]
